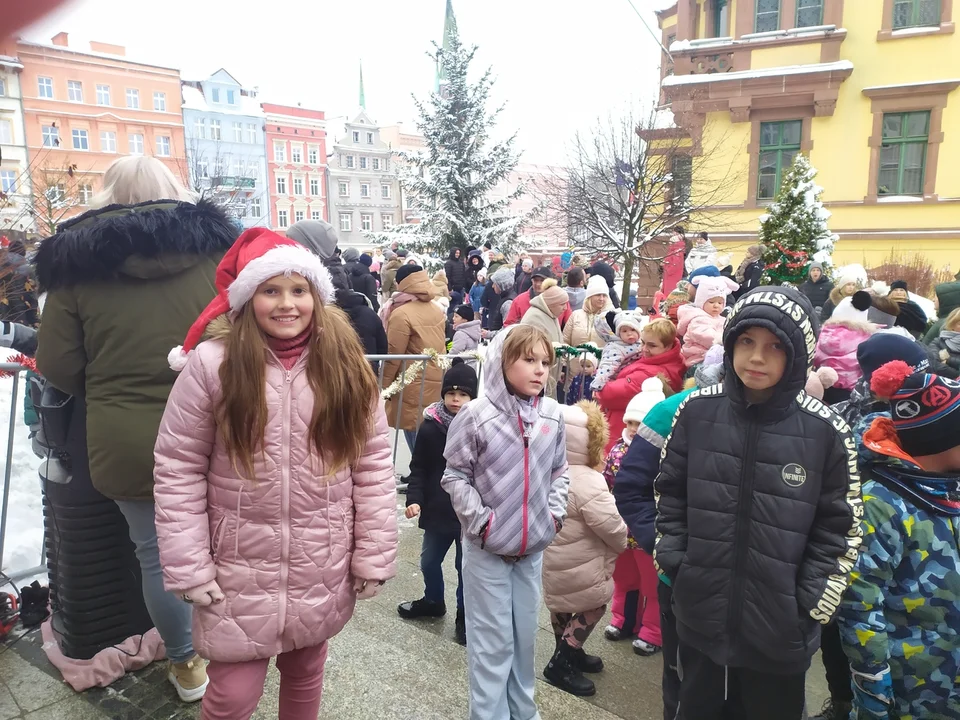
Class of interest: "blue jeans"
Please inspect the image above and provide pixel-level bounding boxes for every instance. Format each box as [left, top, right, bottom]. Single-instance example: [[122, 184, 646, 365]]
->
[[421, 529, 463, 609], [114, 499, 195, 664], [404, 429, 417, 453]]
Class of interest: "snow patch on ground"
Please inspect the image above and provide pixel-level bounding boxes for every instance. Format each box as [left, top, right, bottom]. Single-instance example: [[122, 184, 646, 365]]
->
[[0, 351, 45, 581]]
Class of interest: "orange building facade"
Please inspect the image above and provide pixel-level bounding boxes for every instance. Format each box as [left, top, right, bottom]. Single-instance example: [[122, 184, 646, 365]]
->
[[2, 32, 186, 231]]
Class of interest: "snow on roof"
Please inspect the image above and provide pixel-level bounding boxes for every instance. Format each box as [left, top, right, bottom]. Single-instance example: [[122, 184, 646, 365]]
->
[[0, 55, 24, 70], [181, 83, 263, 117], [662, 60, 853, 87], [653, 106, 677, 129], [863, 78, 960, 92]]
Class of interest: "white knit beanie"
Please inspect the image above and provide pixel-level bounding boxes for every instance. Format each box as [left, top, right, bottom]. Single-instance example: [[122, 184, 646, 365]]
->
[[584, 275, 609, 300], [623, 377, 666, 424]]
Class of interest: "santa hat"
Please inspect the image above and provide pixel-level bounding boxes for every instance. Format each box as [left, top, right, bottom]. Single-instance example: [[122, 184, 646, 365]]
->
[[692, 275, 739, 309], [168, 228, 334, 371], [623, 377, 666, 424]]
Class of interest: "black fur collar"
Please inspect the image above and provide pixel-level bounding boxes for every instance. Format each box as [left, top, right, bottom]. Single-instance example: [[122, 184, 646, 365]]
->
[[34, 198, 238, 291]]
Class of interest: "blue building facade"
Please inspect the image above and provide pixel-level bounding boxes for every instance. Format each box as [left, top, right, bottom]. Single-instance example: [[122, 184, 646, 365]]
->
[[181, 69, 269, 229]]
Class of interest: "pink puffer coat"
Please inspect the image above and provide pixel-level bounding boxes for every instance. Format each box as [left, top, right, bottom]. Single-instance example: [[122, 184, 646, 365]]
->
[[154, 339, 398, 664], [677, 305, 724, 368], [813, 319, 874, 390]]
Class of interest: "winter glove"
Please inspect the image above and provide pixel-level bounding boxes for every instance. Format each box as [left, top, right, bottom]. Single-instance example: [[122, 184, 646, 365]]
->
[[353, 578, 385, 600], [180, 580, 224, 606], [851, 666, 895, 719]]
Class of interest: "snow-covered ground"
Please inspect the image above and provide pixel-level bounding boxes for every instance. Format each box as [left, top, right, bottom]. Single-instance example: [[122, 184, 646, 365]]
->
[[0, 353, 45, 582]]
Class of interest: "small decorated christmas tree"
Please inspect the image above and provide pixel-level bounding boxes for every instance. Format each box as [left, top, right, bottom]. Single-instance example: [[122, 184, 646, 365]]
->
[[758, 154, 837, 286]]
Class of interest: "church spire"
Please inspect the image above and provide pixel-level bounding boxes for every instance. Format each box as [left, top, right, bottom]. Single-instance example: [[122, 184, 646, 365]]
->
[[359, 60, 366, 110], [435, 0, 458, 92]]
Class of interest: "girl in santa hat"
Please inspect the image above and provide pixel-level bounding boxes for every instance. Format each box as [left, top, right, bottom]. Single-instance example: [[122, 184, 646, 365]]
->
[[154, 228, 398, 720]]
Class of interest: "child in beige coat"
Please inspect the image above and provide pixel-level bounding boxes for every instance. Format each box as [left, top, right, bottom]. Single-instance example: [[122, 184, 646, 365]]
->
[[542, 401, 628, 698]]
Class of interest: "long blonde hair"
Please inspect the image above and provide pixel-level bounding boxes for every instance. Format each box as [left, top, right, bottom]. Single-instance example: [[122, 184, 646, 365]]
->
[[92, 155, 194, 208], [216, 285, 379, 479]]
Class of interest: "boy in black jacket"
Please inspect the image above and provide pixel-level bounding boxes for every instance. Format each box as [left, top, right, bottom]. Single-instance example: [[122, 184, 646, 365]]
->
[[397, 359, 478, 645], [654, 286, 862, 720]]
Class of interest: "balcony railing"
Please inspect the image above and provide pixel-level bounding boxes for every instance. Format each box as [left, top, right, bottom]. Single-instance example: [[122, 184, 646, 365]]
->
[[210, 176, 256, 189]]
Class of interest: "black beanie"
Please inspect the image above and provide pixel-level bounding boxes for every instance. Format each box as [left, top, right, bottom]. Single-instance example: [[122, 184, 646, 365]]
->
[[395, 265, 422, 286], [891, 280, 908, 292], [442, 358, 478, 399], [455, 304, 475, 321], [359, 253, 373, 268], [856, 333, 929, 382]]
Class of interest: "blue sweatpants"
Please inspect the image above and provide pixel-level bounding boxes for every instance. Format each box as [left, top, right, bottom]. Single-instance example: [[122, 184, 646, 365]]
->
[[462, 540, 543, 720]]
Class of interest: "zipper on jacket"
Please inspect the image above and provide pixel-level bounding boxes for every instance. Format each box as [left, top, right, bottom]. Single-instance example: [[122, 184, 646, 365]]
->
[[277, 369, 293, 635], [728, 419, 760, 642], [517, 413, 531, 556]]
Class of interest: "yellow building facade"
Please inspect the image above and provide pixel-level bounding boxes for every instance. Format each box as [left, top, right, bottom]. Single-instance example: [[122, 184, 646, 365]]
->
[[656, 0, 959, 273]]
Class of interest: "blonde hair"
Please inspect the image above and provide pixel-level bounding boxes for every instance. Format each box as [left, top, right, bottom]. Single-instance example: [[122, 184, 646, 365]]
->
[[501, 325, 555, 371], [945, 307, 960, 332], [217, 285, 379, 479], [643, 317, 677, 347], [92, 155, 194, 208]]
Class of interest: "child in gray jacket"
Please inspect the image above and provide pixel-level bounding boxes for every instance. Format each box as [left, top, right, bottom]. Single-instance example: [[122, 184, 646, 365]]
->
[[442, 324, 570, 720]]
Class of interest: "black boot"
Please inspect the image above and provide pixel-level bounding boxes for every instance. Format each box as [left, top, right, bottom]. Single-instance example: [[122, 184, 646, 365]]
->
[[397, 598, 446, 619], [543, 642, 596, 697], [569, 646, 604, 673], [810, 699, 852, 720], [455, 607, 466, 646]]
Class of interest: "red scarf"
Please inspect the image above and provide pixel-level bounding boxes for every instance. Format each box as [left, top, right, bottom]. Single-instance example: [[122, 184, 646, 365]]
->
[[266, 328, 311, 370]]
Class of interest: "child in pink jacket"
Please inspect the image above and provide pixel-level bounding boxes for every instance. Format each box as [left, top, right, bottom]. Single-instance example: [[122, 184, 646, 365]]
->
[[677, 275, 740, 367], [154, 229, 398, 720]]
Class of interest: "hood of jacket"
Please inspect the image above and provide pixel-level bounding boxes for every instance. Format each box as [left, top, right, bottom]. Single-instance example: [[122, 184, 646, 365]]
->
[[334, 288, 371, 309], [34, 199, 237, 290], [397, 270, 437, 300], [566, 287, 586, 306], [448, 248, 464, 261], [345, 259, 371, 278], [530, 293, 559, 319], [381, 258, 402, 273], [936, 281, 960, 317], [588, 261, 616, 288], [723, 286, 820, 418], [484, 324, 542, 419], [454, 319, 482, 341], [562, 401, 608, 469]]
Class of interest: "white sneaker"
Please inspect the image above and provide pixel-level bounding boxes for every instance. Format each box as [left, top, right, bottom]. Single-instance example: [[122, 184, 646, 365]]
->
[[632, 638, 661, 656], [603, 624, 624, 641], [168, 655, 209, 702]]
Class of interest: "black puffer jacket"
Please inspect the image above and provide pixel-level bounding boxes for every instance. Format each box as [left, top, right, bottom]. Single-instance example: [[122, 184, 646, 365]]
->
[[405, 407, 461, 536], [335, 289, 387, 372], [655, 286, 861, 675], [444, 249, 468, 295], [465, 252, 485, 288], [344, 260, 379, 311]]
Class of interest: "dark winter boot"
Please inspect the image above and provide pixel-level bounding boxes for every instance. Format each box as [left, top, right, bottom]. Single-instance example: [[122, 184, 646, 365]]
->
[[454, 607, 466, 646], [569, 646, 604, 673], [543, 642, 596, 697], [810, 698, 853, 720], [397, 598, 446, 619]]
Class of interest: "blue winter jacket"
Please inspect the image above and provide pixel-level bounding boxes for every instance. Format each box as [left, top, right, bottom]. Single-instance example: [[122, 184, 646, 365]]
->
[[469, 283, 485, 312]]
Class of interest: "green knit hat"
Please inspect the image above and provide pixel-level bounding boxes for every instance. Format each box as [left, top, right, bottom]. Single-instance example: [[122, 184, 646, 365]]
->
[[635, 388, 694, 448]]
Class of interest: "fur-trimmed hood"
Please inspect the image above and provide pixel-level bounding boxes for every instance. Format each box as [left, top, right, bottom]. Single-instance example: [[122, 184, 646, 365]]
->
[[34, 199, 238, 291], [562, 400, 610, 470]]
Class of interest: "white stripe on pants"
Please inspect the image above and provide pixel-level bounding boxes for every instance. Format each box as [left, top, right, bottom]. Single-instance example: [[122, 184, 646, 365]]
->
[[462, 540, 543, 720]]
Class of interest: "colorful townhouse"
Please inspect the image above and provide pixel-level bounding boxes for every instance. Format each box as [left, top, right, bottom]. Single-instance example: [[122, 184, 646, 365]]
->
[[261, 103, 328, 231], [181, 69, 268, 229], [4, 33, 186, 233], [656, 0, 960, 271]]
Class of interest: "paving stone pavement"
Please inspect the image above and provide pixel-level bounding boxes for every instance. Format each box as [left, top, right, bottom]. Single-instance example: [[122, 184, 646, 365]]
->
[[1, 454, 831, 719]]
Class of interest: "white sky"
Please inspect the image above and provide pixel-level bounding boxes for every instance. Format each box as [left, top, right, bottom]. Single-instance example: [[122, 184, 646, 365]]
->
[[23, 0, 669, 166]]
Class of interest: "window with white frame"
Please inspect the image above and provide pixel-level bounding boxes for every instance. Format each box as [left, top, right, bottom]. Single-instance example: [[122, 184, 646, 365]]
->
[[0, 79, 6, 97], [274, 143, 286, 162], [233, 122, 243, 142], [96, 84, 110, 105], [294, 210, 305, 222], [195, 118, 205, 139], [293, 177, 303, 195], [38, 76, 53, 99], [360, 183, 370, 198], [67, 80, 83, 102], [42, 125, 59, 147], [339, 213, 352, 232], [100, 130, 117, 152], [381, 214, 394, 230], [352, 131, 360, 143], [366, 132, 374, 144], [361, 213, 373, 231], [311, 210, 322, 221], [382, 158, 389, 172], [72, 128, 89, 151], [197, 161, 208, 179], [78, 183, 93, 205], [372, 158, 381, 170], [129, 133, 144, 154], [227, 89, 235, 105], [345, 155, 355, 169], [126, 88, 140, 109], [214, 160, 224, 177], [381, 184, 391, 199], [277, 209, 288, 228], [308, 146, 319, 164], [153, 92, 166, 111], [232, 162, 243, 177], [210, 119, 221, 140], [0, 170, 16, 193], [291, 145, 302, 163], [0, 120, 11, 144], [246, 124, 257, 144], [276, 176, 287, 194], [339, 181, 349, 196], [310, 178, 320, 196], [156, 136, 171, 156], [359, 156, 368, 170], [211, 88, 220, 103], [247, 162, 259, 178], [250, 198, 261, 217]]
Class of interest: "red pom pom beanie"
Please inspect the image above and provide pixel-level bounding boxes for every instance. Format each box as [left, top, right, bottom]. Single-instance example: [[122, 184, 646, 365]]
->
[[167, 228, 333, 371], [870, 360, 960, 457]]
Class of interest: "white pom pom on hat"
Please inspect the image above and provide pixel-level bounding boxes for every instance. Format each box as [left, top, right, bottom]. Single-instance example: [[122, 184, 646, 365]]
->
[[623, 377, 666, 424], [167, 228, 334, 371]]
